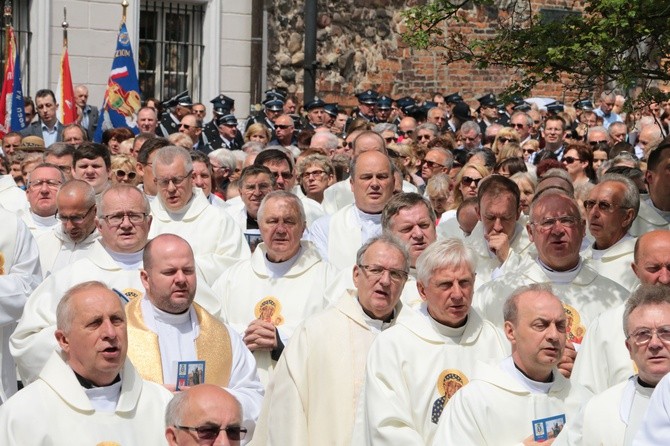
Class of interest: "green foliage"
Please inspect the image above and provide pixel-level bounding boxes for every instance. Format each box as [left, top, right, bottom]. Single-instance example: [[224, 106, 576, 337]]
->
[[401, 0, 670, 100]]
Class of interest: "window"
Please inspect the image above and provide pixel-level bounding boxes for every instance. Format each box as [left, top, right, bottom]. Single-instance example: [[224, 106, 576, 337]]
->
[[138, 1, 204, 101], [0, 1, 31, 94]]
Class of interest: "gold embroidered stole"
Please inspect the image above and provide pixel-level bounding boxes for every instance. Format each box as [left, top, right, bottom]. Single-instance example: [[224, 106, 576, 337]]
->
[[126, 298, 232, 386]]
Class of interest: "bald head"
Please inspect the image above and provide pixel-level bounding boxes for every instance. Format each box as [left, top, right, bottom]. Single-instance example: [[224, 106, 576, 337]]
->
[[165, 384, 243, 445], [633, 230, 670, 286], [353, 131, 387, 155]]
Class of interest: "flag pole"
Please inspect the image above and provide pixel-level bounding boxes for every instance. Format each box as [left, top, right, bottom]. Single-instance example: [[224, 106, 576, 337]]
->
[[121, 0, 128, 23], [3, 1, 12, 60], [62, 7, 68, 49]]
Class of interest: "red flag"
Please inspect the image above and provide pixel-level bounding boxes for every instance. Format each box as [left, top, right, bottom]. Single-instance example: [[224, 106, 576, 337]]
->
[[0, 27, 17, 138], [57, 47, 77, 125]]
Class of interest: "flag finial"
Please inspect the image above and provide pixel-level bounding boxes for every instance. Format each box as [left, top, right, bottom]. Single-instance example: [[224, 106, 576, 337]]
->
[[62, 7, 68, 47], [4, 1, 12, 28], [122, 0, 129, 22]]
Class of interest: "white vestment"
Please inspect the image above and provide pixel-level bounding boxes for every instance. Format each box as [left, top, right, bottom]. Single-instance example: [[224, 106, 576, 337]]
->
[[0, 174, 28, 214], [307, 204, 382, 269], [0, 351, 173, 446], [558, 377, 652, 446], [212, 241, 338, 384], [432, 358, 591, 446], [0, 209, 41, 402], [129, 298, 264, 437], [629, 198, 670, 237], [353, 305, 509, 445], [436, 214, 467, 240], [633, 372, 670, 445], [251, 292, 403, 446], [34, 226, 100, 276], [19, 210, 58, 238], [475, 255, 629, 345], [149, 187, 251, 286], [322, 179, 355, 215], [10, 240, 223, 383], [583, 235, 639, 291], [571, 303, 635, 394], [463, 221, 532, 289]]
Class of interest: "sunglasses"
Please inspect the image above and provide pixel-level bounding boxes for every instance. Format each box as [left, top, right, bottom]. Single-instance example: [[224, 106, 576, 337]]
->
[[422, 160, 446, 169], [179, 123, 199, 130], [523, 148, 536, 154], [174, 425, 248, 441], [115, 169, 137, 180], [562, 156, 582, 165], [398, 130, 414, 137], [275, 124, 293, 130], [417, 134, 433, 141], [589, 140, 608, 146], [385, 136, 398, 143], [497, 137, 518, 144], [510, 123, 525, 129], [461, 176, 482, 187]]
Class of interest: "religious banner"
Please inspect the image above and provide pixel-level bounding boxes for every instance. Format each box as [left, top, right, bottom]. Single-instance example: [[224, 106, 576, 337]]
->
[[0, 25, 25, 138]]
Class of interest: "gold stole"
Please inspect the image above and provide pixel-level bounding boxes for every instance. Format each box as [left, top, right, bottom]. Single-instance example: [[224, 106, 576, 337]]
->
[[126, 298, 232, 386]]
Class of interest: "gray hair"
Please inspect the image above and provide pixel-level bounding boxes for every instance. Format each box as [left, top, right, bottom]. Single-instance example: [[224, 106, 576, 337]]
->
[[27, 162, 66, 184], [209, 148, 237, 171], [611, 151, 641, 169], [44, 142, 76, 158], [57, 281, 113, 332], [372, 123, 398, 134], [416, 238, 477, 285], [510, 111, 533, 127], [425, 173, 451, 196], [510, 171, 538, 188], [152, 146, 193, 176], [426, 147, 454, 170], [460, 120, 481, 135], [588, 125, 608, 137], [243, 141, 265, 154], [503, 283, 556, 324], [311, 132, 340, 151], [415, 122, 440, 136], [608, 122, 627, 138], [98, 184, 150, 218], [623, 285, 670, 336], [257, 190, 306, 225], [297, 154, 334, 177], [529, 189, 578, 222], [381, 192, 436, 232], [599, 173, 640, 219], [355, 234, 410, 273]]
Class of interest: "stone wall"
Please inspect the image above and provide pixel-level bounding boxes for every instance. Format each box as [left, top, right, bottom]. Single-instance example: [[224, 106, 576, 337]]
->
[[265, 0, 582, 111]]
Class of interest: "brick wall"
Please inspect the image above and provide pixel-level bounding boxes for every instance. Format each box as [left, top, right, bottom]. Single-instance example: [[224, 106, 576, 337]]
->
[[265, 0, 582, 111]]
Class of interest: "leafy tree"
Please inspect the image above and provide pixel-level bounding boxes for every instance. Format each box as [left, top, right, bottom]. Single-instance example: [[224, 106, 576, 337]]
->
[[401, 0, 670, 103]]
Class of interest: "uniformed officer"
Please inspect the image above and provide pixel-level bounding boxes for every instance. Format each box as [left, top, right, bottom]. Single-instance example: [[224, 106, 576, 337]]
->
[[159, 91, 192, 136], [355, 90, 379, 122], [303, 97, 327, 130], [210, 114, 242, 151], [477, 93, 499, 134], [376, 95, 393, 123]]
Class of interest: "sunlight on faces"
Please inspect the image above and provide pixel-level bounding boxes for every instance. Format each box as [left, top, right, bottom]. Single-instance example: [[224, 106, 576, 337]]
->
[[350, 151, 394, 214], [240, 173, 273, 219], [73, 156, 111, 194], [388, 204, 436, 266], [505, 291, 567, 380], [418, 263, 475, 328], [155, 159, 194, 212], [141, 236, 197, 314], [353, 241, 407, 320], [56, 286, 127, 386], [478, 192, 520, 240], [586, 182, 635, 250], [633, 232, 670, 285], [626, 303, 670, 385], [528, 194, 585, 271], [259, 196, 305, 262], [263, 160, 294, 191], [97, 188, 151, 253], [458, 166, 483, 199], [191, 161, 213, 197], [26, 166, 62, 216]]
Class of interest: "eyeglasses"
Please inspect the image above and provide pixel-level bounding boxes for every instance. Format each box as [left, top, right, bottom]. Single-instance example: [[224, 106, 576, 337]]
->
[[510, 123, 526, 129], [174, 425, 248, 442], [192, 109, 206, 115], [56, 204, 95, 224], [461, 176, 482, 187], [358, 264, 409, 283], [422, 160, 446, 169], [523, 148, 536, 154], [562, 156, 582, 165], [589, 140, 608, 146], [115, 169, 137, 180], [28, 179, 62, 190], [397, 130, 414, 137], [155, 171, 192, 188], [417, 134, 433, 141], [583, 200, 631, 213], [242, 183, 272, 193], [463, 136, 478, 142], [301, 169, 327, 179], [497, 137, 518, 144], [275, 124, 293, 130], [627, 326, 670, 346], [531, 216, 580, 231], [101, 212, 148, 226], [385, 136, 398, 143]]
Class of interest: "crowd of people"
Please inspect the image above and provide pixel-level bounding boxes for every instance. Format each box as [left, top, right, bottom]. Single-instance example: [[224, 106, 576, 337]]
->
[[0, 83, 669, 445]]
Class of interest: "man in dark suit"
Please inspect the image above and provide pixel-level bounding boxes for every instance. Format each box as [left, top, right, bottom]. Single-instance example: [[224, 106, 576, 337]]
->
[[75, 85, 99, 139], [20, 89, 64, 146]]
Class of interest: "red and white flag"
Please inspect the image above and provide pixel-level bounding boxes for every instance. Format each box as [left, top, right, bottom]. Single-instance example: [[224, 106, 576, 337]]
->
[[56, 46, 77, 125]]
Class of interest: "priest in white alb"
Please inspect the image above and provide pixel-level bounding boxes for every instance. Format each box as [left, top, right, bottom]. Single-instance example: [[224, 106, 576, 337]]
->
[[0, 281, 172, 445], [572, 230, 670, 394], [353, 238, 509, 445], [558, 285, 670, 446], [251, 235, 409, 445], [126, 234, 263, 435], [213, 191, 338, 385], [432, 284, 591, 445]]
